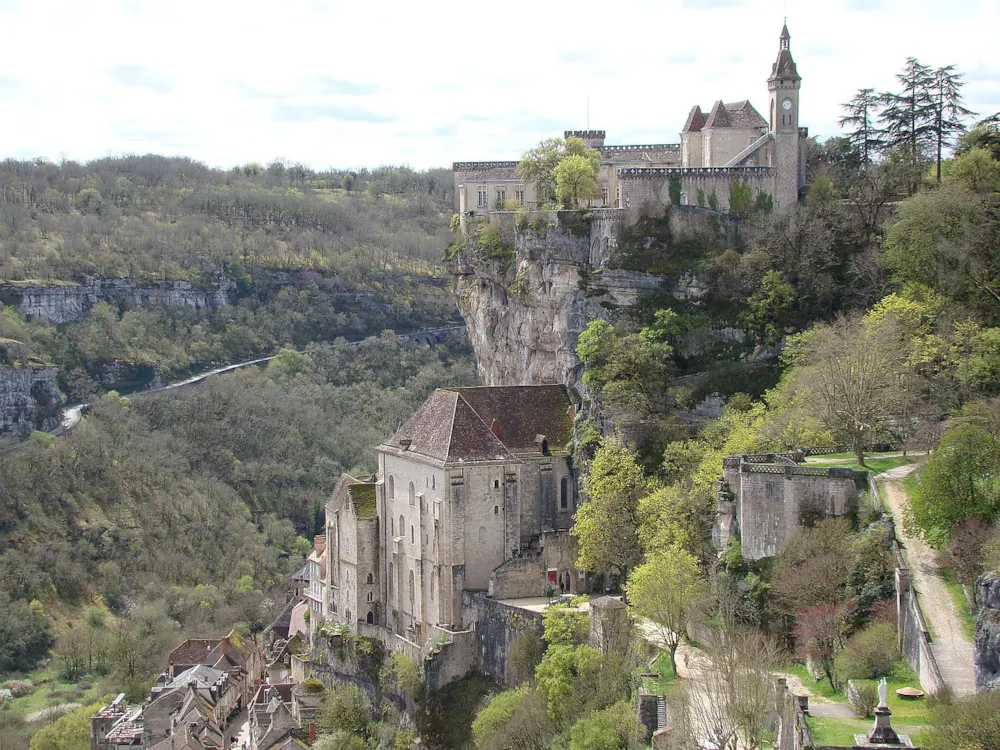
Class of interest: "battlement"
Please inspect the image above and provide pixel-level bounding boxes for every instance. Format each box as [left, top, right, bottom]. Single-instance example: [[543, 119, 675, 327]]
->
[[564, 130, 606, 149], [601, 144, 680, 154], [618, 165, 775, 179], [453, 161, 520, 172]]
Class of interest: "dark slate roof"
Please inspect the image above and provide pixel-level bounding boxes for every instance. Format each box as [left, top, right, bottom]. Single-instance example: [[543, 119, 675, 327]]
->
[[682, 105, 708, 133], [704, 100, 768, 130], [453, 386, 574, 455], [770, 49, 800, 81], [384, 385, 575, 463]]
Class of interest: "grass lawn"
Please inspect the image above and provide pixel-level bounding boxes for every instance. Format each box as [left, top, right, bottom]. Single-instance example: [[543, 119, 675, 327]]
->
[[806, 716, 929, 746], [781, 662, 840, 700], [641, 651, 677, 695], [940, 568, 978, 640], [806, 455, 915, 475]]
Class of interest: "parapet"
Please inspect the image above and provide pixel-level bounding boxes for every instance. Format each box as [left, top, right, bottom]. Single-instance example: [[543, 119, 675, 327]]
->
[[564, 130, 606, 148], [618, 166, 775, 179]]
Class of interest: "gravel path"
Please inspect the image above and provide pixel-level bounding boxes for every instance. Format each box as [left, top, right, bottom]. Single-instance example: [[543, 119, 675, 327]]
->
[[880, 465, 977, 696]]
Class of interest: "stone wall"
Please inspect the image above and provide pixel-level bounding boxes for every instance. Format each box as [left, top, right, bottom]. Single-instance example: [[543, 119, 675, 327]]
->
[[896, 562, 946, 696], [618, 166, 775, 224], [490, 554, 545, 599], [0, 274, 235, 324], [0, 343, 61, 436], [719, 458, 862, 560], [425, 626, 477, 691], [461, 592, 543, 685]]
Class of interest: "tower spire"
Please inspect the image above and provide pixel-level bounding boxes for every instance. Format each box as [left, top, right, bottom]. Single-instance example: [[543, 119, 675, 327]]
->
[[779, 21, 790, 51]]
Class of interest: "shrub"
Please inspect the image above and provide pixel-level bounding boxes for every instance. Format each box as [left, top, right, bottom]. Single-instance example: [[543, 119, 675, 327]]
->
[[848, 679, 878, 718], [1, 680, 33, 697], [304, 677, 326, 694], [26, 702, 82, 723], [0, 689, 12, 705], [835, 621, 899, 682], [319, 685, 372, 736]]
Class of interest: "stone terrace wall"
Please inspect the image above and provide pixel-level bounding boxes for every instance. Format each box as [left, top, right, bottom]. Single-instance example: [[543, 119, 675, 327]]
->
[[461, 592, 543, 685], [896, 556, 946, 696], [618, 166, 775, 223], [425, 626, 477, 691]]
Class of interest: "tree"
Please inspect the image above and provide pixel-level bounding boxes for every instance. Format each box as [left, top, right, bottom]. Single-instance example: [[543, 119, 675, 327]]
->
[[879, 57, 936, 193], [569, 701, 640, 750], [518, 138, 565, 206], [834, 621, 899, 682], [555, 154, 598, 209], [839, 88, 884, 163], [572, 438, 654, 583], [728, 181, 753, 219], [929, 65, 975, 183], [319, 685, 373, 736], [772, 518, 852, 613], [341, 172, 356, 193], [783, 317, 910, 465], [738, 270, 796, 346], [924, 690, 1000, 750], [542, 603, 589, 646], [906, 424, 1000, 545], [947, 147, 1000, 193], [30, 697, 112, 750], [945, 518, 991, 607], [626, 545, 706, 674], [956, 112, 1000, 161], [883, 186, 1000, 322], [795, 602, 849, 689], [472, 686, 555, 750], [535, 645, 629, 729]]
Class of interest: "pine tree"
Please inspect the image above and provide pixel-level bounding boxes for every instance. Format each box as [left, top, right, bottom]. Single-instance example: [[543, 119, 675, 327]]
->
[[929, 65, 975, 182], [839, 88, 884, 163], [879, 57, 936, 193]]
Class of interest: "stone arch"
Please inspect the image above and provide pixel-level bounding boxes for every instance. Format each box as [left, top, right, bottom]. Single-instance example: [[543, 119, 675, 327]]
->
[[366, 611, 374, 624]]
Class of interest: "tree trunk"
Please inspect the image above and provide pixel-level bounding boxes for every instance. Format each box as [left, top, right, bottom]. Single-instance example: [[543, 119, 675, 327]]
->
[[854, 435, 867, 468], [669, 640, 679, 678]]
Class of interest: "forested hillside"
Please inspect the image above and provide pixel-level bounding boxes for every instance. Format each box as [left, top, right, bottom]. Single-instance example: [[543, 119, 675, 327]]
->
[[0, 156, 458, 401]]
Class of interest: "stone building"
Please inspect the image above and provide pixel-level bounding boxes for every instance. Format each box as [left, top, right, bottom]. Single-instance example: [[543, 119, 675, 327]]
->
[[454, 23, 807, 216], [315, 385, 580, 651]]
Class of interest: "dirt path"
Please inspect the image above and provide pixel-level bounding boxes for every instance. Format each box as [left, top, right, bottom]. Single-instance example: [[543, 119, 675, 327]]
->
[[880, 466, 977, 696]]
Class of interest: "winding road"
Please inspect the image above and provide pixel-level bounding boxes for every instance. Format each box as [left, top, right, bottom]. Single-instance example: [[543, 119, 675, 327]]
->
[[5, 325, 466, 450]]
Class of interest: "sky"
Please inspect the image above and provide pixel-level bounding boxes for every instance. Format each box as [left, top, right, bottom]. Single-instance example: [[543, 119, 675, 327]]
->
[[0, 0, 997, 171]]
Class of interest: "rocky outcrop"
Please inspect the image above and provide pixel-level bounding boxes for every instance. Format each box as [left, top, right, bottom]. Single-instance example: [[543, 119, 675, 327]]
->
[[0, 341, 62, 436], [451, 210, 667, 391], [0, 274, 235, 324], [976, 573, 1000, 691]]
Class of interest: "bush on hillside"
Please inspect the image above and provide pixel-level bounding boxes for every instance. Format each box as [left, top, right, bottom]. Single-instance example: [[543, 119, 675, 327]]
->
[[835, 621, 899, 682]]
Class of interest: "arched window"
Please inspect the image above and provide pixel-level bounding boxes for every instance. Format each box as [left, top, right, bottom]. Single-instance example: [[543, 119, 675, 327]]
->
[[366, 611, 374, 624], [399, 515, 405, 540], [432, 475, 436, 490], [391, 516, 394, 535], [560, 477, 569, 510], [411, 525, 415, 544], [408, 570, 415, 606], [493, 479, 500, 489], [389, 562, 394, 595], [493, 505, 499, 515], [388, 475, 394, 499], [408, 482, 415, 506], [367, 591, 374, 603], [366, 572, 373, 585], [346, 568, 351, 584]]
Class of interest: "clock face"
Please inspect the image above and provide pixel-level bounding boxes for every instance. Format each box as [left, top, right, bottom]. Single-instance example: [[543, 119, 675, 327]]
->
[[782, 99, 792, 111]]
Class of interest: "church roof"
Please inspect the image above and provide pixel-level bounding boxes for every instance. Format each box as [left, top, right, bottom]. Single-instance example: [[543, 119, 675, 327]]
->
[[383, 385, 575, 464], [704, 100, 767, 130], [770, 50, 800, 81], [681, 106, 708, 133]]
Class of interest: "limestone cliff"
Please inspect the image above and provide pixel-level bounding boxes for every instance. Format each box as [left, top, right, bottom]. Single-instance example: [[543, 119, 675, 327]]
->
[[449, 207, 741, 394], [451, 210, 666, 392], [976, 573, 1000, 691], [0, 274, 235, 324], [0, 341, 62, 436]]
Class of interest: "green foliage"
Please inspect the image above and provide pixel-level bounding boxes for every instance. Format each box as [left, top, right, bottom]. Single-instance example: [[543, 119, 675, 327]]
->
[[906, 424, 1000, 544], [319, 684, 373, 736], [509, 630, 545, 685], [542, 604, 589, 646], [626, 544, 706, 673], [738, 270, 796, 346], [555, 155, 599, 209], [668, 178, 682, 206], [0, 593, 53, 672], [924, 689, 1000, 750], [569, 701, 640, 750], [946, 147, 1000, 192], [708, 188, 719, 211], [728, 181, 754, 219], [474, 223, 516, 269], [573, 438, 654, 580], [805, 177, 838, 209], [697, 188, 706, 207], [834, 621, 899, 682], [384, 652, 423, 698], [29, 696, 112, 750], [304, 677, 326, 694], [535, 645, 628, 728], [472, 687, 527, 747]]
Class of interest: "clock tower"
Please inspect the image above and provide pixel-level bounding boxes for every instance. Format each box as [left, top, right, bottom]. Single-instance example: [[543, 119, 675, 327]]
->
[[767, 23, 803, 209]]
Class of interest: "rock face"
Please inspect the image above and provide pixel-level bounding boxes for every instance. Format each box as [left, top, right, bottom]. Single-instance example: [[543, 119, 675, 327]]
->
[[0, 342, 62, 436], [975, 573, 1000, 691], [451, 210, 665, 391], [0, 274, 235, 324]]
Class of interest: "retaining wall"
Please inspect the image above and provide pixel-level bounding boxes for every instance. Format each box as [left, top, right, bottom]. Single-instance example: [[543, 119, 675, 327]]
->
[[461, 592, 543, 685], [896, 555, 946, 696]]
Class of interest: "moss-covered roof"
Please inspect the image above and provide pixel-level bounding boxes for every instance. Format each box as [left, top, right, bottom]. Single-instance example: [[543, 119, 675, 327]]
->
[[348, 483, 377, 518]]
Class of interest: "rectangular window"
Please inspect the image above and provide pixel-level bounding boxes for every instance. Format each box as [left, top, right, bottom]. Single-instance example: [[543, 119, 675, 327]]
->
[[615, 186, 620, 207], [514, 187, 525, 206], [477, 185, 488, 208], [601, 187, 609, 206], [495, 188, 506, 208]]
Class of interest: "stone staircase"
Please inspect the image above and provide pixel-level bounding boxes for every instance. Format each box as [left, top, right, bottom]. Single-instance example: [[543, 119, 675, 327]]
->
[[723, 133, 772, 167], [656, 695, 667, 729]]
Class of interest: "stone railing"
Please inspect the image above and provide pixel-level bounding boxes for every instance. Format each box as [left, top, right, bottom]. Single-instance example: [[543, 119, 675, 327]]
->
[[617, 165, 775, 179], [722, 133, 773, 167], [452, 161, 519, 172]]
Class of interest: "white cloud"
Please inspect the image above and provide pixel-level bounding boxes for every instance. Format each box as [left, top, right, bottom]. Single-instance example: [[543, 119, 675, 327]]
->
[[0, 0, 996, 169]]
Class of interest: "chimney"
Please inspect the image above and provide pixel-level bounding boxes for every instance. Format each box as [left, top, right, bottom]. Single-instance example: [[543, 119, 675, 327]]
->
[[489, 419, 501, 438], [314, 534, 326, 555], [399, 438, 412, 450]]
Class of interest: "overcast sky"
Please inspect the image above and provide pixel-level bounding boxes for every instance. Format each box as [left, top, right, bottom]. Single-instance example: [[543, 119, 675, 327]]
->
[[0, 0, 997, 171]]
